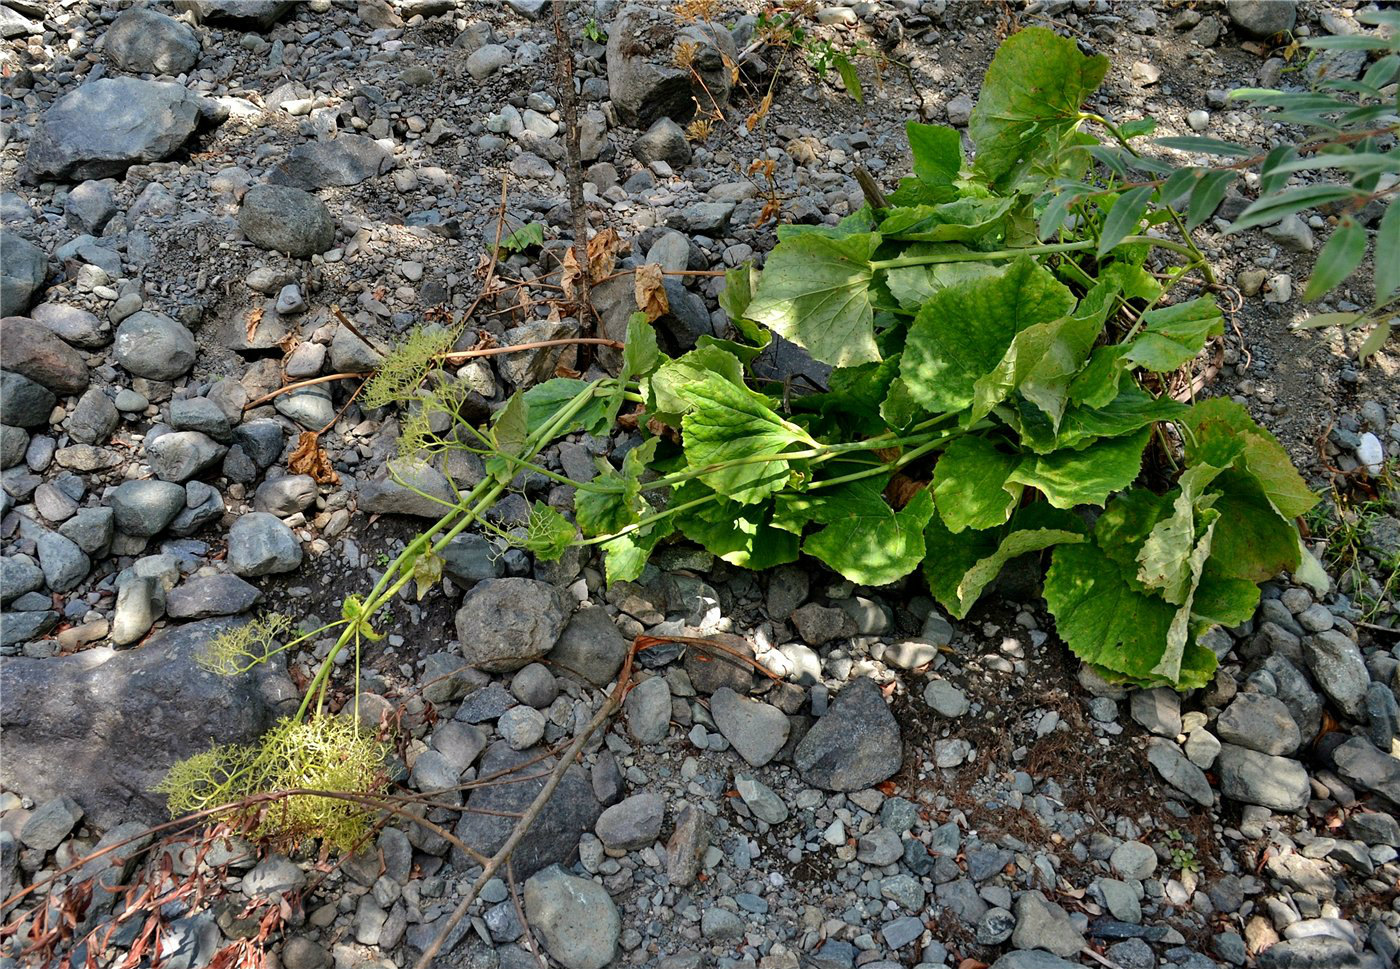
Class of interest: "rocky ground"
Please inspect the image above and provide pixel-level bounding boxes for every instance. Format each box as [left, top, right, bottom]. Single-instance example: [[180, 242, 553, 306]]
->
[[1, 1, 1399, 969]]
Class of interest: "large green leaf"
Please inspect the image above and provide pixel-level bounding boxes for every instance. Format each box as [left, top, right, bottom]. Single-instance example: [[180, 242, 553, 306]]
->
[[1094, 487, 1172, 590], [924, 512, 1083, 619], [574, 437, 658, 536], [969, 26, 1109, 188], [681, 375, 812, 504], [1121, 297, 1225, 372], [1135, 462, 1223, 603], [1008, 428, 1151, 509], [879, 376, 927, 429], [1012, 383, 1185, 454], [971, 281, 1117, 427], [601, 517, 676, 585], [903, 257, 1076, 413], [907, 121, 963, 186], [645, 345, 745, 425], [932, 435, 1022, 532], [1206, 466, 1302, 582], [746, 231, 882, 367], [1179, 398, 1317, 519], [877, 198, 1015, 244], [518, 379, 610, 436], [1044, 542, 1216, 688], [883, 249, 998, 310], [673, 489, 801, 571], [797, 484, 937, 587]]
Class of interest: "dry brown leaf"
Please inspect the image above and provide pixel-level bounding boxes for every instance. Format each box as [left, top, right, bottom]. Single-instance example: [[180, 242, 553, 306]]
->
[[586, 227, 623, 283], [634, 263, 669, 322], [245, 305, 264, 344], [288, 430, 339, 485], [560, 246, 582, 301]]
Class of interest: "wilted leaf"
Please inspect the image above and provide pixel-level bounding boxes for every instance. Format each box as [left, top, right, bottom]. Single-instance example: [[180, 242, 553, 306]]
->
[[560, 246, 582, 300], [288, 431, 339, 485], [634, 263, 670, 323], [587, 227, 623, 282], [411, 550, 444, 600]]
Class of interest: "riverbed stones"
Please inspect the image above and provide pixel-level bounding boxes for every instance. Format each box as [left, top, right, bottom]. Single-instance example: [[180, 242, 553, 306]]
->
[[103, 7, 201, 75], [0, 317, 88, 394], [709, 688, 789, 767], [113, 312, 197, 381], [226, 513, 303, 576], [595, 792, 664, 851], [454, 578, 573, 673], [26, 78, 204, 180], [239, 185, 335, 257], [111, 480, 186, 537], [794, 676, 902, 790], [605, 5, 737, 128], [1217, 744, 1310, 812], [270, 136, 393, 191], [0, 235, 47, 317], [523, 865, 620, 969]]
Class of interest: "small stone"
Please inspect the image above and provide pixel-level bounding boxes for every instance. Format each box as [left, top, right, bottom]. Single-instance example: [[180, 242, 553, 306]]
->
[[548, 607, 628, 686], [226, 513, 302, 577], [1146, 737, 1214, 806], [923, 679, 969, 718], [709, 687, 789, 767], [114, 312, 196, 381], [1302, 630, 1369, 719], [1011, 891, 1084, 958], [624, 674, 671, 745], [633, 117, 692, 167], [242, 856, 305, 897], [596, 792, 664, 851], [1187, 109, 1210, 132], [794, 676, 902, 791], [510, 663, 558, 708], [498, 705, 546, 750], [1226, 0, 1297, 38], [454, 578, 573, 673], [166, 575, 262, 618], [1110, 841, 1158, 880], [1264, 215, 1315, 253], [1217, 744, 1310, 812], [239, 185, 335, 257], [1130, 687, 1181, 736], [523, 865, 620, 969], [20, 795, 83, 851], [734, 774, 787, 824]]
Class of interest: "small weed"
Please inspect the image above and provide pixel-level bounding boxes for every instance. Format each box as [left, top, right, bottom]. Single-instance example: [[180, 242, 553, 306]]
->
[[582, 17, 605, 44], [1164, 828, 1202, 875]]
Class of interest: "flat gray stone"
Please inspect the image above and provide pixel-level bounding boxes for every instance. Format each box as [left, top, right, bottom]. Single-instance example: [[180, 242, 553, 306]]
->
[[26, 78, 203, 180], [794, 676, 901, 791], [709, 687, 789, 767], [1217, 744, 1310, 812]]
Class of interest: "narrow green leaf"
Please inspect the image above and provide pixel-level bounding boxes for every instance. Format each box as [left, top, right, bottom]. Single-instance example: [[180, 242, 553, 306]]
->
[[1186, 170, 1236, 230], [1375, 202, 1399, 301], [1152, 136, 1253, 157], [932, 436, 1022, 532], [1119, 119, 1156, 139], [1038, 187, 1084, 241], [1304, 34, 1397, 50], [1158, 167, 1201, 206], [1098, 185, 1153, 257], [746, 232, 881, 367], [833, 53, 863, 103], [1227, 185, 1361, 234], [1293, 311, 1365, 329], [1357, 320, 1391, 361], [1304, 217, 1368, 302]]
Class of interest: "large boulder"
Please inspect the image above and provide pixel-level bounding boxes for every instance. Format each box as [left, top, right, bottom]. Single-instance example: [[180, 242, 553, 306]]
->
[[238, 184, 335, 257], [103, 7, 201, 75], [0, 316, 89, 394], [26, 78, 204, 181], [174, 0, 294, 29], [0, 234, 47, 317], [0, 619, 289, 828], [268, 136, 393, 190], [605, 5, 737, 128], [452, 741, 602, 878]]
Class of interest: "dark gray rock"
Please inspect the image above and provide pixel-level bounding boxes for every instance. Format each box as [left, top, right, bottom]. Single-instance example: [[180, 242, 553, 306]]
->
[[170, 397, 233, 442], [1216, 694, 1300, 755], [0, 369, 56, 428], [1333, 736, 1400, 806], [623, 674, 671, 744], [683, 632, 752, 695], [111, 479, 186, 536], [1302, 630, 1369, 719], [31, 303, 108, 350], [67, 387, 118, 445], [166, 575, 262, 618], [25, 78, 203, 180], [358, 460, 457, 517], [227, 512, 302, 576], [0, 555, 44, 604], [440, 532, 506, 585], [453, 742, 601, 878], [0, 317, 88, 394], [794, 676, 901, 790], [606, 5, 737, 128], [234, 421, 285, 468], [170, 481, 224, 537], [595, 791, 664, 851], [37, 530, 89, 592], [632, 117, 692, 167], [20, 795, 83, 850], [990, 953, 1082, 969], [1145, 737, 1214, 806], [1258, 654, 1324, 743], [174, 0, 294, 28], [1, 234, 47, 317], [114, 312, 196, 381], [59, 506, 114, 555], [1255, 935, 1356, 969], [239, 185, 335, 258], [454, 577, 573, 673], [0, 619, 284, 827], [1, 424, 27, 468], [63, 180, 119, 236], [329, 325, 384, 373], [104, 7, 200, 75], [269, 136, 393, 190], [148, 431, 226, 482], [1226, 0, 1296, 37], [523, 865, 620, 969], [254, 475, 317, 516]]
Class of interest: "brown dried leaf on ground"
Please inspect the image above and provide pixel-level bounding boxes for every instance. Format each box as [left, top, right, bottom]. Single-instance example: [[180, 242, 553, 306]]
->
[[884, 473, 926, 510], [586, 227, 623, 283], [560, 245, 582, 301], [634, 263, 669, 323], [289, 431, 339, 485], [245, 305, 264, 344]]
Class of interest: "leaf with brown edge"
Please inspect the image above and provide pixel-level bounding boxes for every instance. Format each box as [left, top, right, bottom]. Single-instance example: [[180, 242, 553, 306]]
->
[[288, 431, 339, 485], [586, 227, 623, 283], [634, 262, 670, 322]]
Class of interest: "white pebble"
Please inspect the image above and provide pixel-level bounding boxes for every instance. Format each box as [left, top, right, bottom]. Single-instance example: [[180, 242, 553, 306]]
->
[[1357, 432, 1385, 475]]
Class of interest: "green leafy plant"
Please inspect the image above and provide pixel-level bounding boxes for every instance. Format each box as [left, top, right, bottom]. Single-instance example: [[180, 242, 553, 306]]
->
[[582, 17, 605, 44], [1164, 828, 1202, 874], [498, 222, 545, 254]]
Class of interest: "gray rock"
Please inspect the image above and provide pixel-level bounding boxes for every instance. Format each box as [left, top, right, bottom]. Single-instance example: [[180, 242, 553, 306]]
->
[[1263, 215, 1314, 253], [453, 742, 602, 878], [329, 325, 384, 373], [672, 201, 734, 236], [0, 618, 284, 827], [794, 676, 902, 791], [1, 609, 57, 646], [358, 459, 457, 517], [923, 679, 970, 718], [254, 475, 317, 516], [170, 480, 224, 537], [439, 532, 505, 585], [67, 387, 118, 445], [1109, 841, 1158, 880], [1333, 736, 1400, 805], [709, 687, 789, 767], [1302, 630, 1369, 719], [1255, 935, 1357, 969], [113, 312, 196, 381], [148, 431, 226, 482], [1, 424, 27, 468], [700, 908, 744, 940], [977, 907, 1017, 945], [510, 663, 558, 708], [0, 555, 44, 604], [1217, 744, 1310, 811], [111, 479, 186, 537], [633, 117, 692, 167], [606, 5, 737, 128], [1226, 0, 1297, 38], [243, 855, 305, 897], [31, 302, 108, 348], [0, 316, 87, 394], [545, 606, 628, 687], [734, 774, 787, 824], [466, 44, 511, 80], [596, 791, 664, 850], [523, 865, 620, 969], [273, 385, 334, 429], [624, 674, 671, 744], [104, 7, 200, 75], [226, 512, 302, 577], [174, 0, 294, 28], [281, 937, 329, 969], [1145, 737, 1214, 806], [0, 369, 56, 428], [37, 530, 89, 592], [791, 602, 855, 645], [990, 953, 1082, 969], [166, 575, 262, 618], [1217, 693, 1301, 755], [20, 795, 83, 851], [1130, 687, 1181, 736], [666, 802, 710, 886], [683, 633, 753, 695], [455, 577, 573, 673], [498, 705, 546, 750], [25, 78, 203, 180], [111, 575, 164, 646], [239, 185, 335, 257], [1011, 890, 1084, 958], [269, 136, 392, 190], [1259, 654, 1324, 743], [0, 235, 47, 317], [857, 827, 903, 866], [59, 506, 114, 555], [766, 564, 808, 618], [170, 398, 233, 442]]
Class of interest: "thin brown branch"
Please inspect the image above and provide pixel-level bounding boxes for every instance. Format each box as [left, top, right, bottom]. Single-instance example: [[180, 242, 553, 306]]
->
[[435, 337, 624, 363], [553, 0, 595, 368], [243, 373, 364, 411]]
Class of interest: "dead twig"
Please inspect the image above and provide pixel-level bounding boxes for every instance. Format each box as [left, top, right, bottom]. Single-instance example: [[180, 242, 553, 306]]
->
[[553, 0, 595, 368]]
